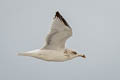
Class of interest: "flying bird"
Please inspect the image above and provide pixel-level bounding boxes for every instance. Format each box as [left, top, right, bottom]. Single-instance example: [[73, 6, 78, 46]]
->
[[18, 11, 86, 62]]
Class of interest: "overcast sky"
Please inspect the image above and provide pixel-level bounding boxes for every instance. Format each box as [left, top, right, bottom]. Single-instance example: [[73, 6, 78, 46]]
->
[[0, 0, 120, 80]]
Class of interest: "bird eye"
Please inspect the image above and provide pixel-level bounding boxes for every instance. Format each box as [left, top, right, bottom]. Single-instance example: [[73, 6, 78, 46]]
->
[[72, 51, 77, 54]]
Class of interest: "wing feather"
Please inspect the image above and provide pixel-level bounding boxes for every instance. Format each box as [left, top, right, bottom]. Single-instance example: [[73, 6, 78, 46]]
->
[[41, 11, 72, 50]]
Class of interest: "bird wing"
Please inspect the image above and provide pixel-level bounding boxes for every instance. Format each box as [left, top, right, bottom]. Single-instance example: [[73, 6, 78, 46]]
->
[[41, 11, 72, 50]]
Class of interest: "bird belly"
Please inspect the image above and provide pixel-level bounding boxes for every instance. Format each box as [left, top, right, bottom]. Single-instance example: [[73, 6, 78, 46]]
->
[[33, 51, 69, 62], [48, 55, 69, 62], [35, 54, 69, 62]]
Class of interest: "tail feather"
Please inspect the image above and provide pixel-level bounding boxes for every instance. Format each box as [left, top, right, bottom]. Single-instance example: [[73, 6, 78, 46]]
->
[[18, 53, 30, 56]]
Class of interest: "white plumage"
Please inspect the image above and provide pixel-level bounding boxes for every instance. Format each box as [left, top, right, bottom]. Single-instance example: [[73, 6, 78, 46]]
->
[[18, 11, 86, 62]]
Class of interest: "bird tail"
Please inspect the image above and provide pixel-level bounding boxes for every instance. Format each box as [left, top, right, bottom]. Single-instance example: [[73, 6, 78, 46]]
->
[[18, 53, 30, 56]]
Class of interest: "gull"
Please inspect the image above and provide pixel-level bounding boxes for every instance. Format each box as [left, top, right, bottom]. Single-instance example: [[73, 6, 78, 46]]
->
[[18, 11, 86, 62]]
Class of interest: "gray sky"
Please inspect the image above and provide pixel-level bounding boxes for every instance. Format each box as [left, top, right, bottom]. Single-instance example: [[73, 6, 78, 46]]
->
[[0, 0, 120, 80]]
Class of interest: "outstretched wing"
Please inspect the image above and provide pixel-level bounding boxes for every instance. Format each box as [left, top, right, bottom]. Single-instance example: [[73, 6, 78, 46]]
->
[[41, 11, 72, 50]]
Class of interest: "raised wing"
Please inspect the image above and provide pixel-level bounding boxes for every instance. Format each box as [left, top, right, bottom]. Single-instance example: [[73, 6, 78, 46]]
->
[[41, 11, 72, 50]]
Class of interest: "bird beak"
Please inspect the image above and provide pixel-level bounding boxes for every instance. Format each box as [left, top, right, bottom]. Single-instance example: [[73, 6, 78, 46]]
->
[[78, 54, 86, 58]]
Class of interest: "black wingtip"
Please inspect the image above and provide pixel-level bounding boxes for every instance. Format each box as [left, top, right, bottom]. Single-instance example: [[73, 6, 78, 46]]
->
[[54, 11, 71, 28], [56, 11, 60, 14], [55, 11, 61, 18]]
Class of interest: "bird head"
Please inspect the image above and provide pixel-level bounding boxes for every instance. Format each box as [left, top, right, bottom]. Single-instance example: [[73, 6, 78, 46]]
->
[[71, 51, 86, 58]]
